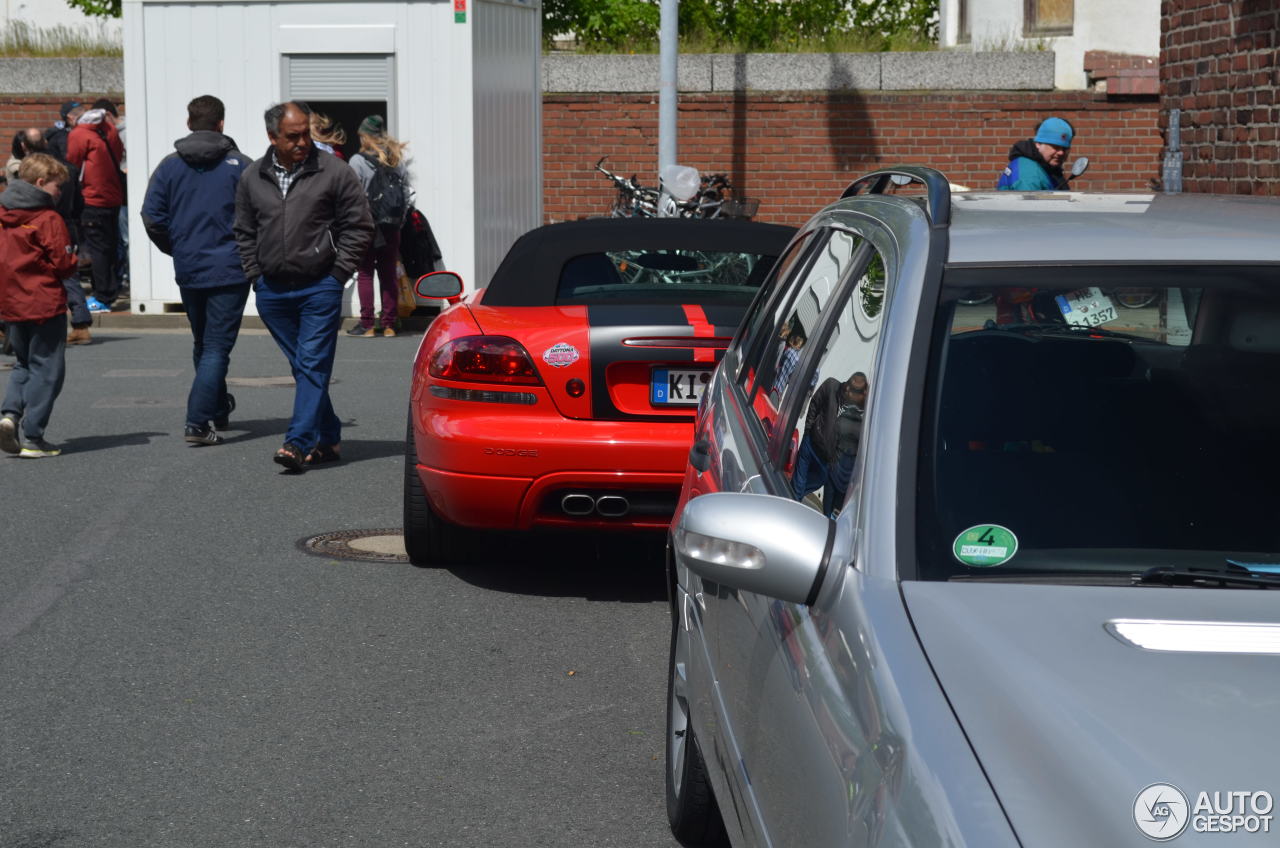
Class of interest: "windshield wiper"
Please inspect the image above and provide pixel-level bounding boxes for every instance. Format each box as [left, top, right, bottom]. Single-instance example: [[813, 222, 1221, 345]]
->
[[985, 320, 1153, 342], [1134, 563, 1280, 589]]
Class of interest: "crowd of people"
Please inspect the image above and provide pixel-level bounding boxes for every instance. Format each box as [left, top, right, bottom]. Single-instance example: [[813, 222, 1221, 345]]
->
[[0, 96, 416, 468]]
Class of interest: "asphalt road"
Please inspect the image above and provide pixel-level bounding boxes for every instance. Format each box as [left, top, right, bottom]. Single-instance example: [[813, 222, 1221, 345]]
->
[[0, 327, 680, 848]]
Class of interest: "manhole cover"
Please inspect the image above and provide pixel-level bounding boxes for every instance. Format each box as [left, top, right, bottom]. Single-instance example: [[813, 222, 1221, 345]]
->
[[300, 529, 408, 563]]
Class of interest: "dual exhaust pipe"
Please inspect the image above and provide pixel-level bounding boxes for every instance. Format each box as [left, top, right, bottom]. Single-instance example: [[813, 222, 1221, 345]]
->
[[561, 493, 630, 517]]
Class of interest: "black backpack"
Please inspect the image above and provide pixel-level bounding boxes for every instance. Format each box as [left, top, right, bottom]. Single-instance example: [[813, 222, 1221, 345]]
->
[[365, 160, 409, 228]]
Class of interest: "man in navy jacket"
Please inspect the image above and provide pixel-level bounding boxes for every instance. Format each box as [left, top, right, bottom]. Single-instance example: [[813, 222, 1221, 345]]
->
[[141, 95, 251, 446]]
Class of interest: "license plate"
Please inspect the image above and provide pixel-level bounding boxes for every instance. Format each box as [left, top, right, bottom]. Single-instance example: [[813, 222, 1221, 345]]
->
[[651, 368, 712, 406], [1055, 287, 1118, 328]]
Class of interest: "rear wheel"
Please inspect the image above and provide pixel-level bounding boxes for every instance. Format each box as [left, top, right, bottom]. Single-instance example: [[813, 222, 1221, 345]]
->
[[666, 598, 728, 846], [403, 411, 475, 565]]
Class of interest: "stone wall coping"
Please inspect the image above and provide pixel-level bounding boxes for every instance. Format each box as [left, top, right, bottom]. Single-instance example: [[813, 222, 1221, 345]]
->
[[0, 57, 123, 95], [543, 50, 1055, 93], [0, 51, 1054, 96]]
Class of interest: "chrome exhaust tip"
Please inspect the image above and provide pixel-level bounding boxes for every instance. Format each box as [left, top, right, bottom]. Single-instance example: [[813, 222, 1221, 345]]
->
[[595, 495, 630, 517], [561, 493, 596, 516]]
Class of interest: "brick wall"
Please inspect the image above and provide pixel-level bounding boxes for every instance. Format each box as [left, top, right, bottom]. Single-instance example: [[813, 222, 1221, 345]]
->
[[1161, 0, 1280, 195], [546, 91, 1163, 226], [0, 94, 123, 151]]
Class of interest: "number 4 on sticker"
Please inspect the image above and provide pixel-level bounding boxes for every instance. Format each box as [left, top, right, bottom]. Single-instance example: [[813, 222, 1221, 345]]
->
[[976, 527, 997, 546]]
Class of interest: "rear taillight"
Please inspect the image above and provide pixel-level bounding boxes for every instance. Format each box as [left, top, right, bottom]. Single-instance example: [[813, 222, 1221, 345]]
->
[[428, 336, 543, 386]]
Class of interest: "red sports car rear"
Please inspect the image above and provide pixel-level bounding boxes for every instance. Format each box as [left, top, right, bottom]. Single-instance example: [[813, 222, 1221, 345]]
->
[[405, 217, 795, 564]]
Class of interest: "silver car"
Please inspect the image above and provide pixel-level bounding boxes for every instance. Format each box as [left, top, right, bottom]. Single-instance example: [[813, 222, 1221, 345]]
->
[[665, 168, 1280, 847]]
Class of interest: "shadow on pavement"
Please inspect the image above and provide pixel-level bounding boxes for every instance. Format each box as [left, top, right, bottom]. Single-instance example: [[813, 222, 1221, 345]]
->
[[59, 430, 169, 453], [446, 530, 668, 603]]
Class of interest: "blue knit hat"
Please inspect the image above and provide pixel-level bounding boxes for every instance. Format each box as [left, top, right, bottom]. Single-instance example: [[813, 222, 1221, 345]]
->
[[1034, 117, 1073, 148]]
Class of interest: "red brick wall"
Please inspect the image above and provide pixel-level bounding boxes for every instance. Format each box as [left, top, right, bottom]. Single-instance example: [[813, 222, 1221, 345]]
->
[[1161, 0, 1280, 195], [0, 94, 123, 154], [547, 92, 1163, 226]]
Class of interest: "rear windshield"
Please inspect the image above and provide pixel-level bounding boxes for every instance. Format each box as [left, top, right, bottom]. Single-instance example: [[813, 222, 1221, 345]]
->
[[915, 265, 1280, 583], [555, 249, 777, 306]]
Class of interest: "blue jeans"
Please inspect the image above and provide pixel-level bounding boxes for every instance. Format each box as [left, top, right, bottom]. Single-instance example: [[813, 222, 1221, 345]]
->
[[181, 283, 250, 429], [254, 275, 343, 450], [791, 434, 830, 502], [63, 273, 91, 327], [1, 315, 67, 440]]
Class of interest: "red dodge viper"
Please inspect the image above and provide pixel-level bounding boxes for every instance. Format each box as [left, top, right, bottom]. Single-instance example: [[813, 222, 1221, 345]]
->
[[403, 217, 795, 565]]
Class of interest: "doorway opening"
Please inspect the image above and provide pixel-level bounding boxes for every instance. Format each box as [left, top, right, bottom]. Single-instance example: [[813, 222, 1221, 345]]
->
[[303, 100, 386, 160]]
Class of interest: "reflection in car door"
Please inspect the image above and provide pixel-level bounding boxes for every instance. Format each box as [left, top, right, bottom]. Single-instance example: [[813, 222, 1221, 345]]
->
[[705, 224, 892, 846]]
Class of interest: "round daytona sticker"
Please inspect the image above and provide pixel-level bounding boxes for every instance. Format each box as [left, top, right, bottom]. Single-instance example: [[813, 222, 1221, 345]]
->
[[952, 524, 1019, 567], [542, 342, 580, 368]]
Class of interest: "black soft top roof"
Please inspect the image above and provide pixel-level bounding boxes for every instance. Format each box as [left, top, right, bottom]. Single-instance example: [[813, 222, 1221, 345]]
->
[[482, 217, 798, 307]]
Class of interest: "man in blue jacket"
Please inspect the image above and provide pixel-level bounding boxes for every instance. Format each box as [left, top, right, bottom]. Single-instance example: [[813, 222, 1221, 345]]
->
[[996, 117, 1074, 191], [141, 95, 251, 446]]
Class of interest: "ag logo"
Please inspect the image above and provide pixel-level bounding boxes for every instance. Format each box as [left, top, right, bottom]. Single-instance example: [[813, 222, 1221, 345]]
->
[[1135, 783, 1190, 841]]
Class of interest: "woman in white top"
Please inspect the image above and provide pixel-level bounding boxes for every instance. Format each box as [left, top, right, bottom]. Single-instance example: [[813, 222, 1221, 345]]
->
[[347, 115, 410, 337]]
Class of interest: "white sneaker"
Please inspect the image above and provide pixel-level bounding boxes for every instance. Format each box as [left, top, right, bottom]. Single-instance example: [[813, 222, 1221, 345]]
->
[[0, 415, 18, 455]]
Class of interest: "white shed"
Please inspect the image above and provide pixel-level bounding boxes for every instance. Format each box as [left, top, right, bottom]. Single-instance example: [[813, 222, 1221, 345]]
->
[[122, 0, 542, 316]]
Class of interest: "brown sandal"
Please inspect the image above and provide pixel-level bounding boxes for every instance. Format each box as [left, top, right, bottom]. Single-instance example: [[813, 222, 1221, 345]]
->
[[305, 444, 341, 465], [273, 442, 306, 473]]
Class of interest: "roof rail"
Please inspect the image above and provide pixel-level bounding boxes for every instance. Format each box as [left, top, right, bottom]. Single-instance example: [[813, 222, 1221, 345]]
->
[[841, 166, 951, 229]]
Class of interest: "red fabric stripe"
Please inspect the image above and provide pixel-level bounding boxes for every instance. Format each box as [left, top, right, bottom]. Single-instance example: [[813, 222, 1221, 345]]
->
[[682, 305, 716, 363]]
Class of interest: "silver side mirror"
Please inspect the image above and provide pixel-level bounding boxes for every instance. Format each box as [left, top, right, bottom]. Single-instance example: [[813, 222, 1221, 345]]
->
[[1070, 156, 1090, 178], [673, 493, 834, 605]]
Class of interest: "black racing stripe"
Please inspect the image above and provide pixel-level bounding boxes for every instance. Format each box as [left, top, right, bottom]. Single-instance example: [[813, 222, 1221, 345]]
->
[[587, 304, 690, 327], [699, 304, 748, 335], [589, 323, 705, 420]]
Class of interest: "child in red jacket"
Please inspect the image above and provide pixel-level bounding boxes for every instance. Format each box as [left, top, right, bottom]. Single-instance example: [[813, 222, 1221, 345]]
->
[[0, 153, 78, 457]]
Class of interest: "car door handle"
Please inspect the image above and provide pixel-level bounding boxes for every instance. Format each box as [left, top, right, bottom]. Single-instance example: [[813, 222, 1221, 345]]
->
[[689, 438, 711, 473]]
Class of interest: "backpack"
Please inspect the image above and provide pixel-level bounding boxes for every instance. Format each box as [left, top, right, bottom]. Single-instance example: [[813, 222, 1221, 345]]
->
[[365, 160, 409, 228]]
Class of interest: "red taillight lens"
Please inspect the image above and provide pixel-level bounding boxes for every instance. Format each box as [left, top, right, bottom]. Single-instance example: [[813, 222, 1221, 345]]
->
[[428, 336, 543, 386]]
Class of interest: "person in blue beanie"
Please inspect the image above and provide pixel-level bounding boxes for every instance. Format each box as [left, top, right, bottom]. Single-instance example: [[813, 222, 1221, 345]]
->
[[996, 117, 1075, 191]]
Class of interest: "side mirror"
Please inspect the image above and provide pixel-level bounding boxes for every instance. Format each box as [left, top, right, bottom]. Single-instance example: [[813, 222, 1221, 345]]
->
[[1070, 156, 1090, 179], [673, 492, 834, 605], [416, 270, 463, 300]]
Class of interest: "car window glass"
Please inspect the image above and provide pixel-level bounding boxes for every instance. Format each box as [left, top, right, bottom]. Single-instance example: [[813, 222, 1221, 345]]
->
[[783, 247, 886, 517], [735, 233, 814, 382], [742, 228, 864, 445], [555, 248, 779, 306], [916, 266, 1280, 583]]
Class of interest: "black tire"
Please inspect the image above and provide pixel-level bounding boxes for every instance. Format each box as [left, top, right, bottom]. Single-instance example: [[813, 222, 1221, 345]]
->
[[666, 600, 728, 846], [403, 412, 474, 566]]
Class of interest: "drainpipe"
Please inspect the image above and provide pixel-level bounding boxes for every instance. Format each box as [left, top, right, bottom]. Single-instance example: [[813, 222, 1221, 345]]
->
[[1162, 108, 1183, 194], [657, 0, 678, 213]]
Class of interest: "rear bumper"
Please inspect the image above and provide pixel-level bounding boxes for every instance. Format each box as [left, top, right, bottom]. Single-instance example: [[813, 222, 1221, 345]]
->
[[411, 404, 692, 531]]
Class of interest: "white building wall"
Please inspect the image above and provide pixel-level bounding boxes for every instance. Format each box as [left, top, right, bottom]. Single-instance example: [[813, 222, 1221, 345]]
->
[[125, 0, 537, 314], [939, 0, 1159, 90], [471, 0, 541, 290]]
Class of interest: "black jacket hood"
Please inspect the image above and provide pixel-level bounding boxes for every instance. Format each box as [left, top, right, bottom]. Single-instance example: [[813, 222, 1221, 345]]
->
[[0, 179, 55, 211], [175, 131, 240, 168]]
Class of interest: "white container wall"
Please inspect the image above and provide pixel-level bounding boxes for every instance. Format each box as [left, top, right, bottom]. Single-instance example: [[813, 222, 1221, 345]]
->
[[472, 0, 542, 292], [123, 0, 541, 316]]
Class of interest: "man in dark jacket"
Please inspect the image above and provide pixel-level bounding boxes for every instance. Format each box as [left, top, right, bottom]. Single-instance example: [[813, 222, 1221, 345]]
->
[[234, 100, 373, 472], [142, 95, 251, 446], [791, 371, 868, 514], [43, 101, 82, 161], [996, 117, 1074, 191]]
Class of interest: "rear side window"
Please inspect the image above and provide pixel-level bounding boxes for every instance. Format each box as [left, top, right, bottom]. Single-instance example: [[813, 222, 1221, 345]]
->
[[556, 248, 777, 306], [740, 228, 865, 444]]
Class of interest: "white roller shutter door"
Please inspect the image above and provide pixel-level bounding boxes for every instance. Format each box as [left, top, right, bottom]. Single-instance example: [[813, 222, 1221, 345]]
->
[[285, 55, 394, 100]]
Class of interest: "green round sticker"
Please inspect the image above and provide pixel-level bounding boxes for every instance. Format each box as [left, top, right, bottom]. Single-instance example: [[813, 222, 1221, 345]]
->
[[952, 524, 1019, 567]]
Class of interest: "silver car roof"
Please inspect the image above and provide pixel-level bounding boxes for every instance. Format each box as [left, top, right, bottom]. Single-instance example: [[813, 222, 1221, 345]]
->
[[946, 191, 1280, 266]]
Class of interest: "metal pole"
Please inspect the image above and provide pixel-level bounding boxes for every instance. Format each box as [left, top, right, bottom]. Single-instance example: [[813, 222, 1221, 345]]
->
[[658, 0, 678, 213]]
